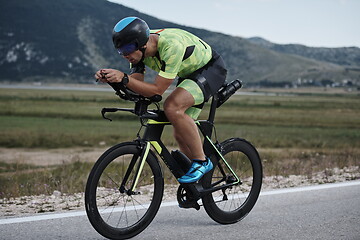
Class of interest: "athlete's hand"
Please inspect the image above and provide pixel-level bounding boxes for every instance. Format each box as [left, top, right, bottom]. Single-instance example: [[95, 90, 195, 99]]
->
[[94, 69, 108, 83], [95, 69, 125, 83], [100, 69, 125, 83]]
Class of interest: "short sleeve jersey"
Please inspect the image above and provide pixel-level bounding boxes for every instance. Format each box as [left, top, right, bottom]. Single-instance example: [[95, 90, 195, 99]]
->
[[134, 28, 212, 79]]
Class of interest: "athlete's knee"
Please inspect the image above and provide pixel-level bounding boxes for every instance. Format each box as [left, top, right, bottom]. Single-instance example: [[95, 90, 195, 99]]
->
[[164, 98, 182, 120], [164, 88, 195, 120]]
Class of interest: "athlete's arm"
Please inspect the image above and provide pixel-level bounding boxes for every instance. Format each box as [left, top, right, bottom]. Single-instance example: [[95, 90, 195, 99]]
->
[[126, 74, 173, 96], [99, 68, 173, 97], [130, 72, 144, 82]]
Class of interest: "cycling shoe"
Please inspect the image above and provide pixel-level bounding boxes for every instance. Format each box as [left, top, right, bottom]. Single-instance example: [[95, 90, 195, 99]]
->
[[178, 158, 213, 184]]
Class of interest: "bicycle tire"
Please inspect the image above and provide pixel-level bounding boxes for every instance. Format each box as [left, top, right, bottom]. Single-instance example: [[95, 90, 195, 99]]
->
[[85, 142, 164, 239], [202, 138, 262, 224]]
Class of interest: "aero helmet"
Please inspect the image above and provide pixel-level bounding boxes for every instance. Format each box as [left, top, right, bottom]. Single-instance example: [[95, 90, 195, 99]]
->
[[112, 17, 150, 56]]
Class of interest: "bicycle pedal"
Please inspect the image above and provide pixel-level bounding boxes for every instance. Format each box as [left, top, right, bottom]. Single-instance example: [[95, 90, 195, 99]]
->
[[178, 201, 200, 211]]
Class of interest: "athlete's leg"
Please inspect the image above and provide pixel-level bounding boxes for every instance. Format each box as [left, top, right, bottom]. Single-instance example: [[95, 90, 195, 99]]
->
[[164, 87, 205, 161]]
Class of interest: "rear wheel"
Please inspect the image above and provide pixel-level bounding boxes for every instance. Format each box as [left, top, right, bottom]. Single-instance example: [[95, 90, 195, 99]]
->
[[85, 143, 164, 239], [202, 138, 262, 224]]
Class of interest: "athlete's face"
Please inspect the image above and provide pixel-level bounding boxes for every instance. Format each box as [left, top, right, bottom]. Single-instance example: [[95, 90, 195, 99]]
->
[[123, 50, 143, 64]]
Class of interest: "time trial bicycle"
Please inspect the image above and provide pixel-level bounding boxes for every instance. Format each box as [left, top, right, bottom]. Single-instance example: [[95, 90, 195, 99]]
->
[[85, 79, 263, 239]]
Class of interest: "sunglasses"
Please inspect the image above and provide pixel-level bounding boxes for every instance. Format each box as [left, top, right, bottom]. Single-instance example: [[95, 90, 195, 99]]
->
[[117, 43, 138, 56]]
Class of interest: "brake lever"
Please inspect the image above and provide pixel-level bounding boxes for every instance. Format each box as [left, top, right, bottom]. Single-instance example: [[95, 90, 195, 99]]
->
[[101, 108, 118, 121]]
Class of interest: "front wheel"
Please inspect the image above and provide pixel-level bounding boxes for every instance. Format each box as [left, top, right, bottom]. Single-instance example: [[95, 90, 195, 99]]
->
[[202, 138, 263, 224], [85, 142, 164, 239]]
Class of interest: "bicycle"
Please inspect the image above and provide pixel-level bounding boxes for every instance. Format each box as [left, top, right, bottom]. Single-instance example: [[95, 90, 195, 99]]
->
[[85, 79, 263, 239]]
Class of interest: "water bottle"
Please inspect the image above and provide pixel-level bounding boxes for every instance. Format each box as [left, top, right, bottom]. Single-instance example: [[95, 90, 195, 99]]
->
[[217, 79, 242, 107], [171, 150, 192, 173]]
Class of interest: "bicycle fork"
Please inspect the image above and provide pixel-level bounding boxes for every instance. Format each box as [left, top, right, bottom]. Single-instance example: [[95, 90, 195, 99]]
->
[[119, 141, 151, 195]]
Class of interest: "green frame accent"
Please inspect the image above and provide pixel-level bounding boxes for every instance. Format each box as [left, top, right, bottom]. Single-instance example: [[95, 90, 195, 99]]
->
[[150, 141, 162, 154], [205, 136, 241, 184], [131, 141, 150, 192]]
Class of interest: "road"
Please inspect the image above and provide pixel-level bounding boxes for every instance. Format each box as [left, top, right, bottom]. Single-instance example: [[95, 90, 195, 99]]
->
[[1, 181, 359, 240]]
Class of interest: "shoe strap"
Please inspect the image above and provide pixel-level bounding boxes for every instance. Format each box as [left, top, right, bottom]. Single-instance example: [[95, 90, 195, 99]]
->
[[189, 165, 204, 174], [192, 159, 206, 163]]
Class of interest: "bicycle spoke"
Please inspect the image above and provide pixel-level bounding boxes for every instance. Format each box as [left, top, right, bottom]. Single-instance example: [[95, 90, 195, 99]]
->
[[103, 172, 121, 189], [131, 197, 140, 221]]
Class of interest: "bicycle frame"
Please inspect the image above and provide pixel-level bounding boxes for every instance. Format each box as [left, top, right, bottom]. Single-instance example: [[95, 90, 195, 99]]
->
[[102, 81, 244, 198], [113, 93, 241, 197]]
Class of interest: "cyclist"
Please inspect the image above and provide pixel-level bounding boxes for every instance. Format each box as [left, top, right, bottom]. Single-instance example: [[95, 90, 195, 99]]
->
[[95, 17, 227, 183]]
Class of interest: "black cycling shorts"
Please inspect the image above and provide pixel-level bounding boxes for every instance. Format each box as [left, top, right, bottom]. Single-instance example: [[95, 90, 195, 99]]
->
[[178, 49, 227, 102]]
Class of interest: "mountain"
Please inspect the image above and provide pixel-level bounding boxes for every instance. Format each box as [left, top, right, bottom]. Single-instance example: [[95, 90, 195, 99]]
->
[[1, 0, 359, 86], [247, 37, 360, 67]]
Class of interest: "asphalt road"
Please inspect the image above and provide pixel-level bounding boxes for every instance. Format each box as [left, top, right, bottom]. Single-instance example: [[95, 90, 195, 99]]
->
[[1, 181, 359, 240]]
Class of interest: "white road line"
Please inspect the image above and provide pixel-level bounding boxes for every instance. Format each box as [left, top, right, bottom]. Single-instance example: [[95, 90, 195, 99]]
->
[[260, 180, 360, 196], [1, 181, 359, 225], [0, 211, 87, 225]]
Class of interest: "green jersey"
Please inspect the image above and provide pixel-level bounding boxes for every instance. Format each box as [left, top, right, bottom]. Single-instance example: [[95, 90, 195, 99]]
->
[[142, 28, 212, 79]]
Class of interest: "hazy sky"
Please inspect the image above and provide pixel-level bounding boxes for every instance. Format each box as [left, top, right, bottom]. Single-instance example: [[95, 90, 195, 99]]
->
[[108, 0, 360, 48]]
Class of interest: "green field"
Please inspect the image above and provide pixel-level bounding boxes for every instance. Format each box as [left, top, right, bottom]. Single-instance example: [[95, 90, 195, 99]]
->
[[0, 87, 359, 198]]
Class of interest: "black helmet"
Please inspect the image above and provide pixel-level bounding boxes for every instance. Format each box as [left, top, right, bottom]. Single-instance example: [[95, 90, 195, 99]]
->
[[112, 17, 150, 55]]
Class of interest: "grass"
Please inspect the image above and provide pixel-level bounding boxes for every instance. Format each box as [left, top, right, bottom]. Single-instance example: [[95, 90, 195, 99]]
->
[[260, 147, 359, 178], [0, 87, 359, 198], [0, 161, 93, 198], [0, 116, 140, 148]]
